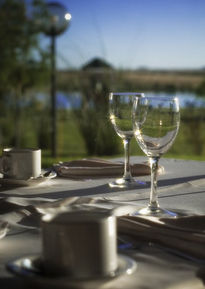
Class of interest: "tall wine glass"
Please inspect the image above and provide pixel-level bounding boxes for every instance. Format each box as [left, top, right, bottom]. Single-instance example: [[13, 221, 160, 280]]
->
[[109, 92, 145, 188], [132, 96, 180, 217]]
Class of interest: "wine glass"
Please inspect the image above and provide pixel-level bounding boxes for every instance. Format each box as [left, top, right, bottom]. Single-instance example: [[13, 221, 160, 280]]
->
[[109, 92, 145, 188], [132, 95, 180, 217]]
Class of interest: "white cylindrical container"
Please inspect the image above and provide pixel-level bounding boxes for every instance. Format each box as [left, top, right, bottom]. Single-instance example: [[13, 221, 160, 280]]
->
[[41, 209, 117, 278]]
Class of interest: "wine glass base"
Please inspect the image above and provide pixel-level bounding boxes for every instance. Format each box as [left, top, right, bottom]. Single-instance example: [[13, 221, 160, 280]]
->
[[109, 177, 146, 189], [132, 206, 177, 218]]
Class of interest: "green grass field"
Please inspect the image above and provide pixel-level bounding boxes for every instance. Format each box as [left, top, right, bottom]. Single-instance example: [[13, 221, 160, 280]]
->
[[42, 120, 205, 168]]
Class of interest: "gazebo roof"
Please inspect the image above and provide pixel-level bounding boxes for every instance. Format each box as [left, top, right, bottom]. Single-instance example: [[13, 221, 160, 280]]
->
[[82, 57, 113, 70]]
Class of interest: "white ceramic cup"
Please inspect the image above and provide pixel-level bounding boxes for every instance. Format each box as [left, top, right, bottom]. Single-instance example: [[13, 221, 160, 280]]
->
[[41, 209, 118, 278], [0, 148, 41, 180]]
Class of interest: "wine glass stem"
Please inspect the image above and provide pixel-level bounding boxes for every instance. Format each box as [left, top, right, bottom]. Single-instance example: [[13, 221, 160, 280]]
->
[[149, 157, 160, 211], [123, 138, 132, 181]]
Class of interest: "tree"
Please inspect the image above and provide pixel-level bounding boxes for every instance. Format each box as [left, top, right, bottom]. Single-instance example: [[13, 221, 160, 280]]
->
[[74, 59, 120, 156], [0, 0, 49, 147]]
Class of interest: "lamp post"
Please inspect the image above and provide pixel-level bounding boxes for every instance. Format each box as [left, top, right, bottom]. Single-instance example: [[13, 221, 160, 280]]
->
[[43, 2, 71, 158]]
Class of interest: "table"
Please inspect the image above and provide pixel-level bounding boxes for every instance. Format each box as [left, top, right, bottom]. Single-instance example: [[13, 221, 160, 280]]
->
[[0, 156, 205, 289]]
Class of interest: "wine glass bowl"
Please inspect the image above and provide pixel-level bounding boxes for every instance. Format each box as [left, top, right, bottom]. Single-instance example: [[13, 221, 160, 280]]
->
[[132, 96, 180, 217], [109, 92, 145, 188]]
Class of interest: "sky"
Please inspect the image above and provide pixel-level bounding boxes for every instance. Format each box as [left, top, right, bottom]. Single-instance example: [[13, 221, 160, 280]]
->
[[41, 0, 205, 70]]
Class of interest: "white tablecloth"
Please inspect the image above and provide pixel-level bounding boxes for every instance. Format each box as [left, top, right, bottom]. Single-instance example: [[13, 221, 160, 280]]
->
[[0, 157, 205, 289]]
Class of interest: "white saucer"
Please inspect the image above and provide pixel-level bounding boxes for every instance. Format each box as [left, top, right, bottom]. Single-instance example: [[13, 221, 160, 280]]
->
[[0, 171, 56, 187], [7, 254, 137, 288]]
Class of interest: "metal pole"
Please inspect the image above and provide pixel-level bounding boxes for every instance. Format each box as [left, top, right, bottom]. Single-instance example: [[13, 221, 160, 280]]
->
[[51, 34, 57, 158]]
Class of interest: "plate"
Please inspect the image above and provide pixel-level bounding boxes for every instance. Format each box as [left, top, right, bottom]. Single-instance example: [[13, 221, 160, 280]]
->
[[7, 254, 137, 288], [0, 171, 56, 187]]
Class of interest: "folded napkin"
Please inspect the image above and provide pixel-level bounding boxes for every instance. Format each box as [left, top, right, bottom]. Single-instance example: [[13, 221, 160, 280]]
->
[[0, 221, 8, 239], [118, 215, 205, 261], [53, 158, 152, 178], [0, 196, 96, 230]]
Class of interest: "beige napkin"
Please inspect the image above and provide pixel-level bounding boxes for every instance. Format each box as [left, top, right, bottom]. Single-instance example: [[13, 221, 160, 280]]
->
[[0, 196, 97, 231], [118, 215, 205, 261], [0, 221, 8, 239], [53, 158, 151, 178]]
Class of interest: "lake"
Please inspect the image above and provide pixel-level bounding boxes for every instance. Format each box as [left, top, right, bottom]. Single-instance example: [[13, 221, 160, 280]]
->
[[37, 91, 205, 109], [146, 92, 205, 108]]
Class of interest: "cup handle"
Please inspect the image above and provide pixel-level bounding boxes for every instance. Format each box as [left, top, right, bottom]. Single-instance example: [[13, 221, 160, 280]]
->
[[0, 155, 11, 175]]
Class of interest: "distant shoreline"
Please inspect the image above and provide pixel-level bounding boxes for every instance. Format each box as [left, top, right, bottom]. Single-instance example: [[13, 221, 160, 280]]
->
[[57, 69, 205, 93]]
